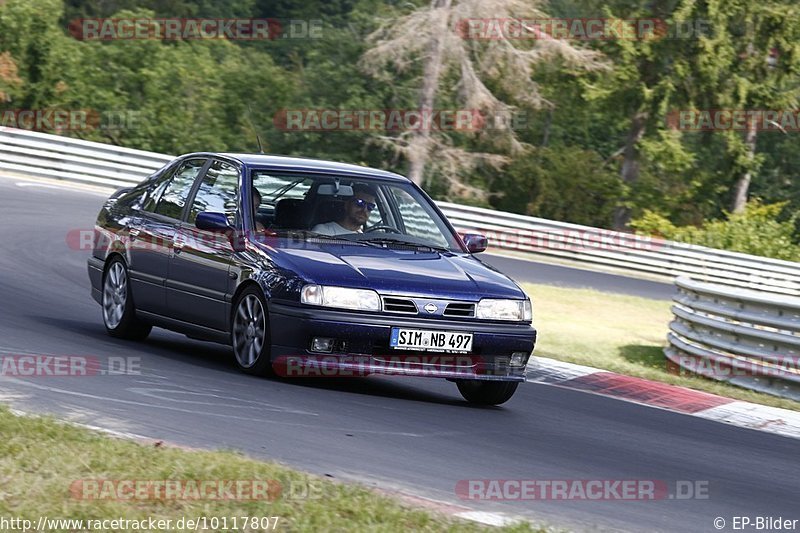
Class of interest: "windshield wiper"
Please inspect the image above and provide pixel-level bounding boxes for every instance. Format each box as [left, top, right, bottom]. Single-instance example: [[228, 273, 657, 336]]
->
[[270, 230, 450, 252], [299, 230, 373, 246], [358, 236, 450, 253], [266, 178, 306, 201]]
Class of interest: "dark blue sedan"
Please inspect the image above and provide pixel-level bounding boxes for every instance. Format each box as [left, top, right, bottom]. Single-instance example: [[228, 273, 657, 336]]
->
[[88, 153, 536, 405]]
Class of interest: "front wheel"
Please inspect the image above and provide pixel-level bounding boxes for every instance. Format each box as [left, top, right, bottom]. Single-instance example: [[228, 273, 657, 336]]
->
[[102, 258, 151, 341], [456, 380, 519, 405], [231, 286, 274, 376]]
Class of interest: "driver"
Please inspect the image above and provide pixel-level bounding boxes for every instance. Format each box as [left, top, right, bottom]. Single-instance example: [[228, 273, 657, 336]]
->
[[312, 183, 377, 236]]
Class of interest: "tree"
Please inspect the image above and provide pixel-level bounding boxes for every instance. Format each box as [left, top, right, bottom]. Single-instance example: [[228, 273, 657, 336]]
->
[[0, 0, 68, 110], [568, 0, 695, 229], [491, 145, 623, 226], [0, 52, 22, 102], [360, 0, 605, 195], [676, 0, 800, 213]]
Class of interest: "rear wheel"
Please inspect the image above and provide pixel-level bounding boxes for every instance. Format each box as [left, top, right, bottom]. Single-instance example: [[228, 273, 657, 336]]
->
[[102, 258, 151, 340], [231, 286, 274, 376], [456, 380, 519, 405]]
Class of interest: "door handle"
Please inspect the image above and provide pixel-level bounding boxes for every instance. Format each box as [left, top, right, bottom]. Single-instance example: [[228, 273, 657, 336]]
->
[[129, 228, 140, 240], [173, 241, 184, 254]]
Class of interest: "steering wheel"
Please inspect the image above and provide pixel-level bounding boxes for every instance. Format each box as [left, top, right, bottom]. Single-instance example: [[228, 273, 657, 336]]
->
[[365, 224, 401, 234]]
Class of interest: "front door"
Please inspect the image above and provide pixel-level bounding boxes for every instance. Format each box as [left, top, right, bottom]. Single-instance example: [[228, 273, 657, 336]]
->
[[128, 157, 208, 315], [166, 159, 241, 331]]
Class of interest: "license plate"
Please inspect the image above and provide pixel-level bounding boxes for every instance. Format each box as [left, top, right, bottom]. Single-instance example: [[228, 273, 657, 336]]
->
[[390, 328, 473, 353]]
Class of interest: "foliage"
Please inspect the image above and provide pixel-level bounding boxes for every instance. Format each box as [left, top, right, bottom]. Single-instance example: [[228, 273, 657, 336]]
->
[[490, 146, 623, 226], [671, 0, 800, 213], [631, 201, 800, 261]]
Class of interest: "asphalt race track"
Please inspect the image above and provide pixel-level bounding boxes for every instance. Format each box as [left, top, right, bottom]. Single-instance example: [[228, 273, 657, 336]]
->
[[0, 178, 797, 532], [480, 254, 675, 301]]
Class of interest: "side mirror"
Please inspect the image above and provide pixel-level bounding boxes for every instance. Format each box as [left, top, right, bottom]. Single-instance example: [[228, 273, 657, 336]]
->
[[195, 211, 231, 231], [462, 233, 488, 253], [195, 212, 246, 252]]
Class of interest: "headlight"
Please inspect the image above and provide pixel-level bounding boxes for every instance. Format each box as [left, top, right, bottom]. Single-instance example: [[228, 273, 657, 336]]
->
[[301, 285, 381, 311], [476, 299, 532, 321]]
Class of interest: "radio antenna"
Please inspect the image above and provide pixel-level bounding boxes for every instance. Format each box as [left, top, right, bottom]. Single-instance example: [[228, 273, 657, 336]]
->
[[246, 104, 265, 154]]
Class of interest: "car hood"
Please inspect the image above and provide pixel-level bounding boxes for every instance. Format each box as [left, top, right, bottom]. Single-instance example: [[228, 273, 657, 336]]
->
[[267, 243, 525, 300]]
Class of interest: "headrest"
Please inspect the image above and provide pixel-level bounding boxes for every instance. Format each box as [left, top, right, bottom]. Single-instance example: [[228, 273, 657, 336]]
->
[[274, 198, 308, 229], [311, 199, 345, 227]]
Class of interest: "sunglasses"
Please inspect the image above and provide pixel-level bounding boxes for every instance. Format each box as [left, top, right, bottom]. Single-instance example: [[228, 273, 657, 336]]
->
[[351, 198, 377, 212]]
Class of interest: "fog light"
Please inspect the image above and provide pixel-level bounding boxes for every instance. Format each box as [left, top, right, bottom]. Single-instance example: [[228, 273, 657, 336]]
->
[[510, 352, 529, 367], [311, 337, 335, 353]]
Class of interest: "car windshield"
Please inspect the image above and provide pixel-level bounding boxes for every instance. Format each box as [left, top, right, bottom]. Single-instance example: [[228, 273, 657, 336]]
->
[[250, 170, 463, 252]]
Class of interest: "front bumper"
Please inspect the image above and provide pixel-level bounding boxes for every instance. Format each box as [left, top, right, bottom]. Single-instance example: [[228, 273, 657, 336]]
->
[[268, 302, 536, 381]]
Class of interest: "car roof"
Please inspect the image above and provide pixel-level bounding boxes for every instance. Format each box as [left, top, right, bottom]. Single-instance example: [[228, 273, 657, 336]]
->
[[183, 152, 409, 182]]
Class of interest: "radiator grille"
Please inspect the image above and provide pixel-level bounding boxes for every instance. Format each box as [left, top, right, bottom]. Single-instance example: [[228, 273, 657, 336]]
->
[[382, 297, 418, 314], [443, 302, 475, 317]]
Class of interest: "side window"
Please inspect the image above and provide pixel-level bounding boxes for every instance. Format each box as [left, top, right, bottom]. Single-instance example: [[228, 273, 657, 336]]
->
[[153, 159, 207, 219], [187, 160, 240, 225], [113, 180, 150, 212], [142, 163, 179, 213]]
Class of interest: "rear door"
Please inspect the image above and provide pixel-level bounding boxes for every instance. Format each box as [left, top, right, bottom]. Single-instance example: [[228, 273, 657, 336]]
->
[[128, 157, 209, 315], [166, 158, 241, 331]]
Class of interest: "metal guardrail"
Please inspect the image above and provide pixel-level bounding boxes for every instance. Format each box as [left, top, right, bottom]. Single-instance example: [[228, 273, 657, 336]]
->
[[665, 277, 800, 401], [2, 127, 799, 295], [443, 203, 800, 296], [0, 127, 172, 188]]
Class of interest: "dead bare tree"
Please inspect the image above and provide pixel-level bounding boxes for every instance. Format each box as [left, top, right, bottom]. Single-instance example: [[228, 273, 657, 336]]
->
[[361, 0, 607, 198]]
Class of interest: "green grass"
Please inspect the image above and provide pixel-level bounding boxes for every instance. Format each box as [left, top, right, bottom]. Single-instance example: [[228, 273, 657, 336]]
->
[[0, 406, 546, 533], [522, 282, 800, 412]]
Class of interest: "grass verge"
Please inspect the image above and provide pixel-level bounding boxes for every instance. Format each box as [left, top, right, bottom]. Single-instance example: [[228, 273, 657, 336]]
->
[[521, 282, 800, 412], [0, 406, 544, 532]]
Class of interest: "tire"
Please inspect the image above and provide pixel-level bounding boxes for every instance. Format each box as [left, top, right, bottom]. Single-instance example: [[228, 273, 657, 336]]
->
[[456, 380, 519, 406], [231, 286, 274, 376], [102, 257, 151, 341]]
